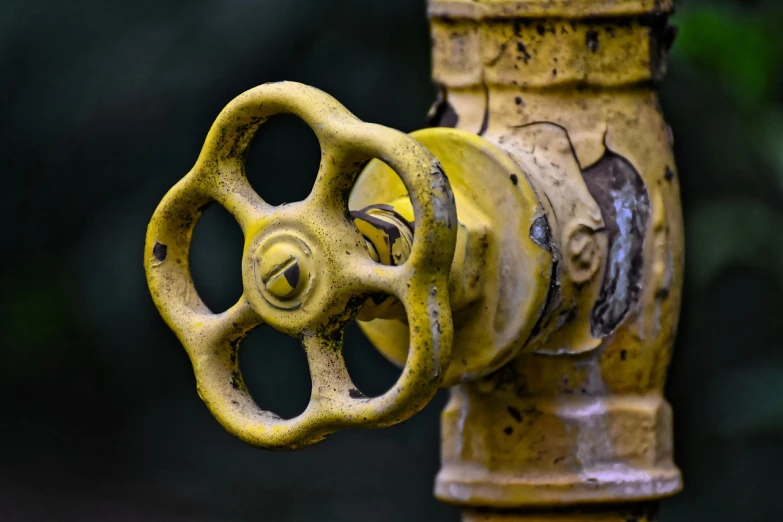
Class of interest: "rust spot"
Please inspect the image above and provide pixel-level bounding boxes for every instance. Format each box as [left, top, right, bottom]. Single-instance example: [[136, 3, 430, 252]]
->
[[153, 242, 168, 262], [529, 215, 552, 252], [556, 307, 578, 329], [665, 167, 675, 182], [586, 30, 600, 52], [487, 42, 508, 67], [507, 406, 522, 422], [510, 174, 519, 185], [621, 349, 628, 360], [582, 151, 651, 338], [503, 426, 514, 435], [231, 371, 243, 390], [228, 333, 243, 364], [526, 257, 559, 343], [516, 41, 531, 63], [515, 96, 524, 106]]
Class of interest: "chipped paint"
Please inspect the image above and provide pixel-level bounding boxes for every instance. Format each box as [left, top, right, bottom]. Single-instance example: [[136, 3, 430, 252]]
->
[[582, 149, 651, 338], [430, 0, 684, 514], [144, 0, 684, 517]]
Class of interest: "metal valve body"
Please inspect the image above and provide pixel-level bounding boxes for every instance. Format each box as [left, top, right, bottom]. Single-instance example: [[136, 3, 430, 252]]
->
[[144, 0, 683, 519], [352, 0, 683, 517]]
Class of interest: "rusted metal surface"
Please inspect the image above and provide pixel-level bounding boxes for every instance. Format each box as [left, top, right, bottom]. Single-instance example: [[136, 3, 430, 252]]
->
[[427, 0, 683, 515], [144, 0, 683, 517]]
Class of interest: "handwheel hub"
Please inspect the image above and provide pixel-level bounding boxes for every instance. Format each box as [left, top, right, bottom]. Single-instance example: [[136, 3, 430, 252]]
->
[[254, 237, 312, 305]]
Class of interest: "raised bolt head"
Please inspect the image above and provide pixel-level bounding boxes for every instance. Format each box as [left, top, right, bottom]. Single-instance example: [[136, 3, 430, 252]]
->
[[565, 224, 600, 284], [257, 244, 309, 300]]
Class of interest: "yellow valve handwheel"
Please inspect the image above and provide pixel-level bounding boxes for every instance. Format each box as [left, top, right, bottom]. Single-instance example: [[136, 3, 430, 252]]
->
[[144, 82, 457, 450]]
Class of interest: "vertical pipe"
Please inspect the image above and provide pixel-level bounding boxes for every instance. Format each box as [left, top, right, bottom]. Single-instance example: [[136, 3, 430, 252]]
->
[[427, 0, 683, 519]]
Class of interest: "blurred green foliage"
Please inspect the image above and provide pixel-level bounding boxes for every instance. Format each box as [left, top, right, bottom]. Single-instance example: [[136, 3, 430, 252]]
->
[[661, 2, 783, 521], [674, 3, 783, 105]]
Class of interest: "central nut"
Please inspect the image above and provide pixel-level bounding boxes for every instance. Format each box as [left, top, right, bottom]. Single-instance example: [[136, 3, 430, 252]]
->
[[257, 244, 309, 300]]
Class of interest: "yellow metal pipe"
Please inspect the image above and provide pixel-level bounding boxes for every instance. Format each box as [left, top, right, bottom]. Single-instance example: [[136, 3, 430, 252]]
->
[[426, 0, 683, 517]]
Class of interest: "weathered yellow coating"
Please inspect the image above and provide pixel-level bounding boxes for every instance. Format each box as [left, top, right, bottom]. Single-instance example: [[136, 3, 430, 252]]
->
[[144, 82, 457, 450], [144, 0, 684, 517], [427, 0, 683, 513]]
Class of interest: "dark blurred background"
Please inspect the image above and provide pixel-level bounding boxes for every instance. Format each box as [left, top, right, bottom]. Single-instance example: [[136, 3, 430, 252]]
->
[[1, 0, 782, 520]]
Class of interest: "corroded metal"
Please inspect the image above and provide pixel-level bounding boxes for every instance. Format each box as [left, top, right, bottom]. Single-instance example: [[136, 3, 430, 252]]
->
[[144, 82, 457, 450], [425, 0, 683, 516], [144, 0, 683, 517]]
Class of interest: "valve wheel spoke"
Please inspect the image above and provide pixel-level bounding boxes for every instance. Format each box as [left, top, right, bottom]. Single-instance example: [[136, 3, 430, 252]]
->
[[204, 167, 272, 234], [347, 254, 406, 298], [182, 295, 262, 357], [307, 142, 370, 215], [302, 334, 356, 406]]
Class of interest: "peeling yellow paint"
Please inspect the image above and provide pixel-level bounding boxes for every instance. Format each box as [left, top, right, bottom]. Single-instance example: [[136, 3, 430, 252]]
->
[[144, 0, 682, 517]]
